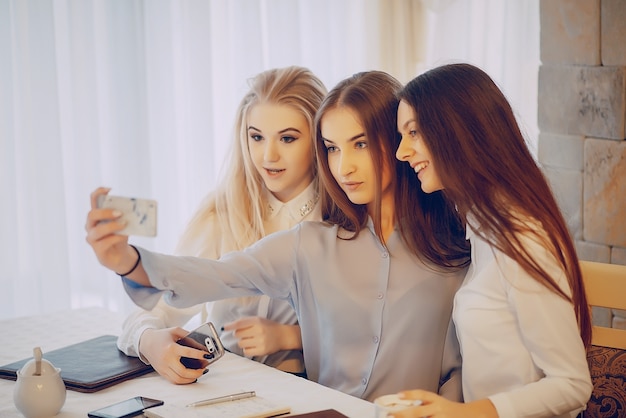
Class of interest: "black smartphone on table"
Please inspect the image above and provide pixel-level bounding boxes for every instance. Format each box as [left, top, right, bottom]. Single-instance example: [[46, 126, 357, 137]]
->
[[176, 322, 225, 369], [87, 396, 163, 418]]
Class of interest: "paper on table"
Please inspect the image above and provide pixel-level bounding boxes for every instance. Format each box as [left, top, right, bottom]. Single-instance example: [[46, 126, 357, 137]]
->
[[143, 396, 290, 418]]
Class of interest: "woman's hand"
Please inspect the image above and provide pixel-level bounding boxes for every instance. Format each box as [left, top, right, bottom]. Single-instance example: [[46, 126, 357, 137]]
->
[[389, 390, 498, 418], [223, 317, 302, 356], [139, 327, 208, 384], [85, 187, 134, 272], [85, 187, 149, 285]]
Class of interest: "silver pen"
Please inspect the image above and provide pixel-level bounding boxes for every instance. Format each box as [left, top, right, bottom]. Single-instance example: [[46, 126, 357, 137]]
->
[[186, 390, 256, 408]]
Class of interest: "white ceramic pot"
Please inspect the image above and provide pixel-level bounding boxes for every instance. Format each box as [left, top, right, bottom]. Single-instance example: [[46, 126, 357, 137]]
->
[[13, 347, 66, 418]]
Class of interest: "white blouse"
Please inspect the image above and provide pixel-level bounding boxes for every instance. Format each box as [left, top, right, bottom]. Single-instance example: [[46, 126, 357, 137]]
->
[[454, 222, 592, 417]]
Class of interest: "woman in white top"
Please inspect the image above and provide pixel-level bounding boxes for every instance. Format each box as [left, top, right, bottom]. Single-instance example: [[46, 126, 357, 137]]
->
[[114, 66, 327, 384], [393, 63, 592, 418], [85, 71, 471, 401]]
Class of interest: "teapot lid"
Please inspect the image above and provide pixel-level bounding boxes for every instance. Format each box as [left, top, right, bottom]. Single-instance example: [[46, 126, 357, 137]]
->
[[18, 347, 59, 376]]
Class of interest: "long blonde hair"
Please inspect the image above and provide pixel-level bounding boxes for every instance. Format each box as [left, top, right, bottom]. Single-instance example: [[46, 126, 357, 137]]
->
[[176, 66, 327, 256]]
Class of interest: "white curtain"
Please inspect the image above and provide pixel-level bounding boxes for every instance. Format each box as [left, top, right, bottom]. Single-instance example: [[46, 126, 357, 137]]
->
[[0, 0, 538, 319], [422, 0, 540, 150]]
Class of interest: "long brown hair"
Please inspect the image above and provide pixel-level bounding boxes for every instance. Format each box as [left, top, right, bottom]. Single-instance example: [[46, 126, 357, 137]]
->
[[399, 63, 591, 346], [315, 71, 469, 269]]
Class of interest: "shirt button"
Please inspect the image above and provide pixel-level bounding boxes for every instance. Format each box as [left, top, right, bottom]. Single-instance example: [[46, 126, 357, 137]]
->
[[162, 279, 169, 287], [361, 378, 367, 386], [377, 293, 384, 299], [373, 336, 379, 344], [382, 252, 389, 258]]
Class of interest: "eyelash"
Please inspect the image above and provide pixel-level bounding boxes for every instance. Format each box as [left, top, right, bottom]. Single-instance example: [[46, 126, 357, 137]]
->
[[249, 134, 298, 143], [324, 140, 367, 153], [281, 136, 297, 143]]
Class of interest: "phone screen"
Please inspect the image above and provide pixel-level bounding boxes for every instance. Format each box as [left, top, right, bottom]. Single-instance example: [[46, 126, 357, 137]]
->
[[176, 322, 225, 369], [87, 396, 163, 418]]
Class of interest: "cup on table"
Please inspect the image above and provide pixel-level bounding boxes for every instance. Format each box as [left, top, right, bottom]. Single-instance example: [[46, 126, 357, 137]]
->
[[374, 394, 421, 417]]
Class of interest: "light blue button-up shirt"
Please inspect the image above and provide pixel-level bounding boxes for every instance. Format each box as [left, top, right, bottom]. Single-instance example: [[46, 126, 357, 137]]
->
[[125, 220, 465, 401]]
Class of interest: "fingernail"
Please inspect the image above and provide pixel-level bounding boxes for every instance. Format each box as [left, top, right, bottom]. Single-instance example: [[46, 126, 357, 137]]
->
[[112, 210, 122, 217], [203, 354, 212, 359], [202, 369, 209, 375]]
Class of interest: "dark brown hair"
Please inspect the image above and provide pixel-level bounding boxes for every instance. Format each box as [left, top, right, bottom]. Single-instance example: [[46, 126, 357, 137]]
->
[[399, 63, 591, 346], [315, 71, 469, 269]]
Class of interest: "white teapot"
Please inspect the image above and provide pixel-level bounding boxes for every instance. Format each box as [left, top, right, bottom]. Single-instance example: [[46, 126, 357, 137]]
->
[[13, 347, 66, 418]]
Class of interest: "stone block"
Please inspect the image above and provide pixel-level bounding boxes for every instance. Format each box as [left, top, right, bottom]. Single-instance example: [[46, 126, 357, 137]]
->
[[601, 0, 626, 65], [538, 133, 584, 169], [592, 306, 612, 327], [611, 246, 626, 265], [576, 240, 611, 262], [584, 138, 626, 246], [540, 0, 600, 65], [543, 167, 582, 239], [538, 65, 626, 139]]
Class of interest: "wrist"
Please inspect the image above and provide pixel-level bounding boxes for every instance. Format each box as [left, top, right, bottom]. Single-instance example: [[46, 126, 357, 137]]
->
[[281, 324, 303, 351], [466, 399, 498, 418], [116, 245, 141, 276]]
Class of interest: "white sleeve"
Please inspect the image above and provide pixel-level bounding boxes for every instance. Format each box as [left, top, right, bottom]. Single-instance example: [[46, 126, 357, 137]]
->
[[488, 239, 592, 417], [116, 297, 204, 363], [117, 213, 222, 363]]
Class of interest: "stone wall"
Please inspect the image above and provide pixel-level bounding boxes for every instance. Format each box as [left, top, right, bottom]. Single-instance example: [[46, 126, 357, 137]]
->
[[538, 0, 626, 330]]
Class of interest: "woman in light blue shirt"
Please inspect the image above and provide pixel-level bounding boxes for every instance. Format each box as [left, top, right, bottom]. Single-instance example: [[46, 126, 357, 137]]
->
[[86, 71, 470, 401]]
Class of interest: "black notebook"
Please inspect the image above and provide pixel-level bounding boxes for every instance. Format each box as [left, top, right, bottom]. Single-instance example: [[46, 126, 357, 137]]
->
[[0, 335, 153, 393]]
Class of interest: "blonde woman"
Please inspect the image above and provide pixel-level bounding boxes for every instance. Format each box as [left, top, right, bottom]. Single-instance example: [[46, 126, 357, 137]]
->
[[114, 66, 327, 384]]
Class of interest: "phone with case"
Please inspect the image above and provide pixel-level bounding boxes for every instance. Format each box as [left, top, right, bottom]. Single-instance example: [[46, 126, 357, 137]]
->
[[87, 396, 163, 418], [176, 322, 225, 369], [96, 194, 157, 237]]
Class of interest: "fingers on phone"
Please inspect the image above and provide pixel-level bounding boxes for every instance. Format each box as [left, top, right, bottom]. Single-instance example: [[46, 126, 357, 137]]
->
[[90, 187, 111, 209]]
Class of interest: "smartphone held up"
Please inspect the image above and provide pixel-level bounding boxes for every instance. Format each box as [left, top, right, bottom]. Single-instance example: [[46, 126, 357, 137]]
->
[[96, 194, 157, 237]]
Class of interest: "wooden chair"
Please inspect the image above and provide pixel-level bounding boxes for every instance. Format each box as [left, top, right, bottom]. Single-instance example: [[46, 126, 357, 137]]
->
[[580, 260, 626, 418]]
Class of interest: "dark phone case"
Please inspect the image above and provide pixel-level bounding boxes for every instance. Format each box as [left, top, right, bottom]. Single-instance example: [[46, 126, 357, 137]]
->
[[176, 322, 225, 369]]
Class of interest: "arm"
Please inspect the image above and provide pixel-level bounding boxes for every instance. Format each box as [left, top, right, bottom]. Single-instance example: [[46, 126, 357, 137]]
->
[[437, 318, 462, 401], [85, 188, 152, 286], [87, 188, 299, 308], [87, 188, 213, 383], [486, 246, 592, 417], [389, 391, 497, 418], [223, 317, 302, 356], [117, 298, 202, 359], [117, 298, 208, 384]]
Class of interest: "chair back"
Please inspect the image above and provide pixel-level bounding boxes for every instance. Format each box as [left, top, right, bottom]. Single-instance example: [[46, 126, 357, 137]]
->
[[579, 260, 626, 418], [581, 261, 626, 350]]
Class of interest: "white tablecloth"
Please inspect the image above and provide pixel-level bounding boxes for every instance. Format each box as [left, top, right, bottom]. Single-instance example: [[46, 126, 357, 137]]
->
[[0, 307, 375, 417]]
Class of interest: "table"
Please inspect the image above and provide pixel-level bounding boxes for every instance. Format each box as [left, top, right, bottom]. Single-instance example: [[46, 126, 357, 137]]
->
[[0, 307, 375, 417]]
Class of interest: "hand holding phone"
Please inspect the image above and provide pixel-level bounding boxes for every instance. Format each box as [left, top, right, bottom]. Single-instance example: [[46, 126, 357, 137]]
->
[[96, 194, 157, 237], [87, 396, 163, 418], [176, 322, 225, 369]]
